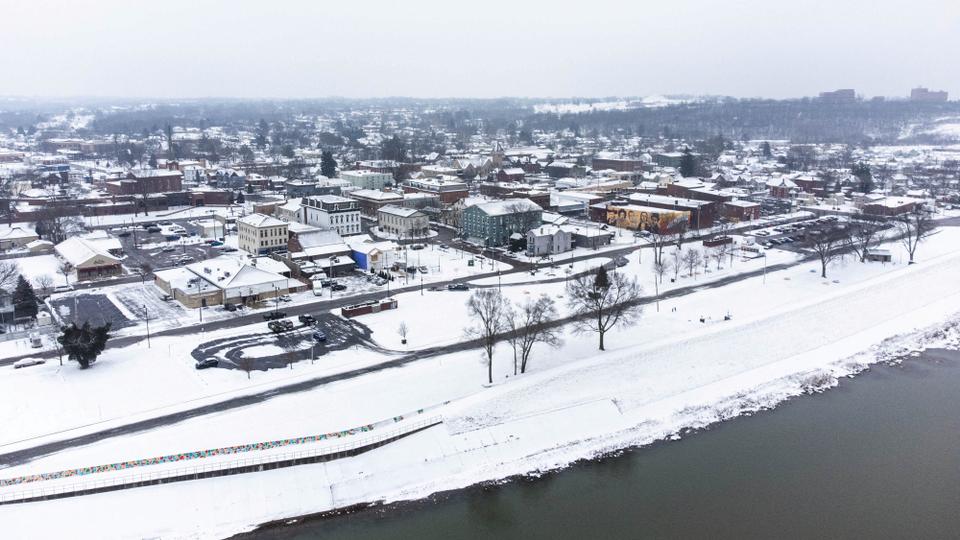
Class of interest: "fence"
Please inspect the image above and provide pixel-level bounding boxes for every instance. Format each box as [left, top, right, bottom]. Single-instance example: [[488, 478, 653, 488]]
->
[[0, 416, 440, 505]]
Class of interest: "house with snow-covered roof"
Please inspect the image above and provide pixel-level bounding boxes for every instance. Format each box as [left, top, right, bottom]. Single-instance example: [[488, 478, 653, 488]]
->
[[54, 236, 123, 281]]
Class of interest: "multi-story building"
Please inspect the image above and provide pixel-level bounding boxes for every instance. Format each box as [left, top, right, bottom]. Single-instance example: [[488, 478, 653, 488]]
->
[[350, 189, 403, 218], [818, 89, 857, 104], [341, 170, 392, 190], [403, 176, 469, 205], [302, 195, 362, 236], [910, 87, 949, 103], [104, 170, 183, 196], [377, 205, 430, 239], [462, 198, 543, 247], [237, 213, 289, 256]]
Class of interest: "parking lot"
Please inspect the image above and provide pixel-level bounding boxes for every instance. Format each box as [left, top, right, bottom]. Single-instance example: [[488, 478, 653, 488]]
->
[[116, 219, 235, 272], [189, 313, 376, 371], [48, 293, 137, 330]]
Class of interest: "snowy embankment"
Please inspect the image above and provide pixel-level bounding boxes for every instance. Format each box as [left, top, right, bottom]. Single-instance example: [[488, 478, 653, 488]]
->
[[2, 230, 960, 539]]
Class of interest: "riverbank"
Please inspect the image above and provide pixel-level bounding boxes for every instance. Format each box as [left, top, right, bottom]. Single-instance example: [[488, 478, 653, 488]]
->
[[240, 348, 960, 540]]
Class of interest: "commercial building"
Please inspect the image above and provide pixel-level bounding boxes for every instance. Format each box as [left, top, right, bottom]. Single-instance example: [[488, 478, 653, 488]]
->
[[462, 198, 543, 247], [350, 189, 404, 218], [377, 205, 430, 239], [604, 203, 690, 234], [910, 87, 948, 103], [302, 195, 362, 236], [237, 213, 289, 256], [403, 177, 469, 205], [341, 170, 393, 190], [153, 256, 299, 309], [54, 237, 123, 281]]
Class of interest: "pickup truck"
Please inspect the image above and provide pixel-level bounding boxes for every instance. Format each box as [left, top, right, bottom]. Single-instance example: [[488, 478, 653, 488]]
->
[[298, 314, 317, 326], [263, 311, 286, 321], [268, 320, 294, 333]]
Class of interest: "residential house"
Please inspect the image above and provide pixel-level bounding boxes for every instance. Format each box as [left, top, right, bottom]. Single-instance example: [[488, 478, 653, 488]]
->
[[377, 205, 430, 239], [526, 225, 572, 256]]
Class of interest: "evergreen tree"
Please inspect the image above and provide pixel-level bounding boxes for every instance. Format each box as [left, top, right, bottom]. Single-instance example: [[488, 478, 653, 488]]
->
[[761, 141, 772, 158], [58, 322, 112, 369], [679, 147, 698, 177], [148, 154, 158, 168], [280, 144, 295, 159], [320, 150, 338, 178], [851, 162, 875, 193], [13, 275, 38, 319], [594, 265, 610, 290], [235, 191, 245, 204]]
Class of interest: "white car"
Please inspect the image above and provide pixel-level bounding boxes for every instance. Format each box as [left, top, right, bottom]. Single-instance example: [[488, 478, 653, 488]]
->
[[13, 357, 45, 369]]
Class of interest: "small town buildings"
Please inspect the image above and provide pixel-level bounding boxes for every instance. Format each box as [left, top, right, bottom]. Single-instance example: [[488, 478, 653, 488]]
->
[[54, 237, 123, 281], [721, 200, 762, 222], [462, 198, 543, 247], [526, 225, 572, 256], [105, 169, 183, 196], [302, 195, 362, 236], [237, 213, 289, 256], [0, 226, 39, 251], [377, 205, 430, 239]]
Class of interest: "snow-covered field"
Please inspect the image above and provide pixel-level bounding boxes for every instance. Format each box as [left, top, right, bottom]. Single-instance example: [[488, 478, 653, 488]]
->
[[2, 228, 960, 539]]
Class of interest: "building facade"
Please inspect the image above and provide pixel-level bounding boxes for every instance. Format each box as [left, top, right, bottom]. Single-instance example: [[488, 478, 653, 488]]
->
[[237, 213, 289, 256], [377, 205, 430, 239], [462, 199, 543, 247], [302, 195, 362, 236]]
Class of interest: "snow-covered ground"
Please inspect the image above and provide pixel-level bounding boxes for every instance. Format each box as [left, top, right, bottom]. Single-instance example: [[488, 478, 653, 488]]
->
[[2, 228, 960, 539]]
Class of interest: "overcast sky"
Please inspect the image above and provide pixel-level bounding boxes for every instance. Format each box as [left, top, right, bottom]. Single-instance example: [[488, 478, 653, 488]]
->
[[1, 0, 956, 100]]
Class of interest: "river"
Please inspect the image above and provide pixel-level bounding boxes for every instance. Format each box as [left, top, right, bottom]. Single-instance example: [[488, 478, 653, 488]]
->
[[241, 349, 960, 540]]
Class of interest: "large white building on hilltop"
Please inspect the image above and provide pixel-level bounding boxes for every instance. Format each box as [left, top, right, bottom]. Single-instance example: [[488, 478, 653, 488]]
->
[[237, 213, 289, 256]]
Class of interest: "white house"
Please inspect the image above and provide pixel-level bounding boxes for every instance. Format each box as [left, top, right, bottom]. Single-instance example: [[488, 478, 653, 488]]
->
[[526, 225, 572, 257]]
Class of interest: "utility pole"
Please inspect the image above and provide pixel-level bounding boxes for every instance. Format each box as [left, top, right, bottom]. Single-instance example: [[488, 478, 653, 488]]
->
[[144, 304, 151, 348]]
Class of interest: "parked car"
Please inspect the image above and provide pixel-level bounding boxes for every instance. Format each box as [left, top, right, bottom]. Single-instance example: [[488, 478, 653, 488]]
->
[[13, 357, 45, 369], [614, 256, 629, 267], [298, 314, 317, 325], [194, 358, 218, 370], [161, 246, 176, 252], [418, 266, 429, 273], [312, 331, 327, 342], [117, 231, 131, 238], [277, 294, 292, 302], [146, 226, 162, 234], [263, 311, 286, 320], [52, 284, 73, 294], [331, 283, 347, 291], [221, 246, 238, 252], [410, 244, 425, 250], [161, 294, 173, 301], [223, 303, 237, 312], [447, 283, 469, 291]]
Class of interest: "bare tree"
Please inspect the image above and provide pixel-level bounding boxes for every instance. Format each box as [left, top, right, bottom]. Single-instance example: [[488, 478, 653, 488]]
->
[[398, 321, 409, 345], [35, 206, 85, 244], [897, 210, 934, 264], [566, 267, 643, 351], [681, 248, 702, 278], [33, 274, 54, 297], [58, 261, 74, 286], [671, 249, 682, 281], [0, 261, 20, 290], [847, 218, 885, 262], [804, 222, 849, 278], [234, 355, 257, 379], [465, 289, 511, 384], [647, 226, 670, 267], [507, 295, 562, 375], [652, 260, 667, 312], [673, 216, 690, 252], [713, 242, 732, 270]]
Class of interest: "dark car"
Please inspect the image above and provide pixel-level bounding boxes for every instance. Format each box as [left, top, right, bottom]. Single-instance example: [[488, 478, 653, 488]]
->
[[118, 231, 131, 238], [410, 244, 425, 250], [263, 311, 286, 320], [223, 303, 237, 312], [195, 358, 219, 370], [447, 283, 469, 291], [146, 226, 162, 233], [331, 283, 347, 291], [312, 331, 327, 342], [298, 314, 317, 325]]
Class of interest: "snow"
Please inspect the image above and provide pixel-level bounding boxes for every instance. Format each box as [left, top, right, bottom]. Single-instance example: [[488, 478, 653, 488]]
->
[[2, 228, 960, 539]]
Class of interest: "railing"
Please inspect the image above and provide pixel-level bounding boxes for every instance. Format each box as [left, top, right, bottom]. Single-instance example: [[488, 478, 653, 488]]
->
[[0, 416, 440, 505]]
